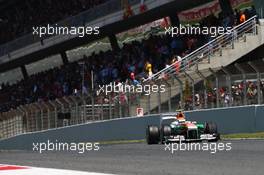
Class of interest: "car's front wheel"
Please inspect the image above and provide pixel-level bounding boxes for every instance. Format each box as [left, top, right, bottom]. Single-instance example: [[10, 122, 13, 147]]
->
[[160, 125, 171, 144], [162, 125, 172, 136], [146, 125, 160, 144]]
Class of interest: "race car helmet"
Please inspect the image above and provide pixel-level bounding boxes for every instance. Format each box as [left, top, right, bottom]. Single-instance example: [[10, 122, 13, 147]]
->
[[176, 111, 186, 122]]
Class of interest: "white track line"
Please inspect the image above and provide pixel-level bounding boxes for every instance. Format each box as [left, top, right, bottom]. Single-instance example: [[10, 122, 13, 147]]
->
[[0, 164, 116, 175]]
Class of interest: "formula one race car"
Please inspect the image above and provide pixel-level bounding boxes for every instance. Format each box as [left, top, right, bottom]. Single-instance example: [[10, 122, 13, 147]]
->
[[146, 112, 220, 144]]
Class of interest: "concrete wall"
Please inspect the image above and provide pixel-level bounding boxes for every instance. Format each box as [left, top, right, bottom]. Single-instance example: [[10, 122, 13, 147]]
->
[[0, 105, 264, 150], [255, 105, 264, 131], [186, 106, 257, 134], [0, 115, 160, 150]]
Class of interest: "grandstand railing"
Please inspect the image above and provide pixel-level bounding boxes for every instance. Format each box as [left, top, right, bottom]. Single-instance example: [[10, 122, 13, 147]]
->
[[120, 15, 260, 114], [145, 15, 258, 82]]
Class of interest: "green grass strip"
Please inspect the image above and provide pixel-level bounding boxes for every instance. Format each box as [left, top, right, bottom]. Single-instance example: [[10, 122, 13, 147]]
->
[[99, 139, 145, 145], [222, 132, 264, 139]]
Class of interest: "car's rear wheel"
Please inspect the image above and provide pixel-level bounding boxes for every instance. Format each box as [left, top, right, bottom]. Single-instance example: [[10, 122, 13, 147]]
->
[[205, 122, 218, 134], [205, 122, 220, 142], [146, 126, 160, 144]]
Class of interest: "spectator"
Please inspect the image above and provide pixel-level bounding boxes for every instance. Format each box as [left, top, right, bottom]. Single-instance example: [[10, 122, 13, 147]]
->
[[140, 0, 147, 13], [224, 93, 231, 107], [122, 0, 134, 19], [144, 61, 153, 78], [261, 82, 264, 102], [239, 11, 246, 24], [130, 72, 139, 85]]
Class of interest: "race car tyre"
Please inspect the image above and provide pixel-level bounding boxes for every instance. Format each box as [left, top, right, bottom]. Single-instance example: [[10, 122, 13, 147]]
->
[[162, 125, 171, 137], [146, 126, 160, 144], [160, 125, 171, 144], [205, 122, 218, 134], [205, 122, 220, 142]]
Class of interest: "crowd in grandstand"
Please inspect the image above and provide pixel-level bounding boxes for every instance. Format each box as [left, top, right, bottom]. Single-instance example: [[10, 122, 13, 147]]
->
[[191, 80, 264, 110], [0, 5, 260, 113], [0, 32, 207, 112], [0, 0, 106, 45]]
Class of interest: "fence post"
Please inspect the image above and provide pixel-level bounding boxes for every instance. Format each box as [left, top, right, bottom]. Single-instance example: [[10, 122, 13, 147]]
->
[[49, 101, 58, 128], [91, 94, 95, 121], [157, 80, 162, 114], [147, 92, 151, 115], [2, 114, 7, 138], [209, 68, 220, 108], [63, 97, 72, 125], [248, 61, 261, 104], [0, 114, 3, 139], [253, 16, 257, 35], [56, 99, 65, 112], [221, 66, 233, 106], [24, 105, 33, 132], [3, 114, 6, 138], [100, 96, 104, 120], [219, 45, 222, 56], [196, 69, 207, 109], [164, 80, 172, 112], [235, 63, 247, 105], [0, 114, 2, 139], [16, 107, 24, 134], [31, 104, 40, 131], [43, 102, 50, 129], [174, 75, 183, 109], [127, 91, 131, 117], [35, 103, 44, 131], [184, 71, 195, 110], [70, 96, 79, 124], [56, 99, 65, 126], [18, 106, 28, 133], [109, 94, 113, 119], [83, 95, 87, 122]]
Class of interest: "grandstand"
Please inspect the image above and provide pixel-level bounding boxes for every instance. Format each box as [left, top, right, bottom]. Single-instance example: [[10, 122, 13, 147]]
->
[[0, 0, 264, 139], [0, 0, 106, 45]]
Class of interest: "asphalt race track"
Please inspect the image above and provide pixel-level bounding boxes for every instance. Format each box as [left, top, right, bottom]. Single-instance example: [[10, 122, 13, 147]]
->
[[0, 140, 264, 175]]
